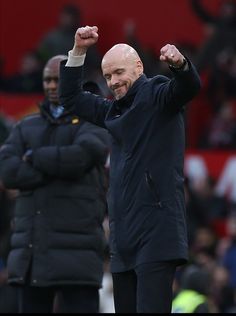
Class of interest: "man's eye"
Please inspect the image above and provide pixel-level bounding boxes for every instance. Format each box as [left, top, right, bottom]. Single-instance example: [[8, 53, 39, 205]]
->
[[116, 70, 124, 75], [44, 78, 58, 83]]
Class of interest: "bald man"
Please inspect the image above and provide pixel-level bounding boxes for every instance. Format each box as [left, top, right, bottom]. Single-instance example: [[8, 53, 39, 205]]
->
[[0, 55, 109, 313], [59, 26, 201, 313]]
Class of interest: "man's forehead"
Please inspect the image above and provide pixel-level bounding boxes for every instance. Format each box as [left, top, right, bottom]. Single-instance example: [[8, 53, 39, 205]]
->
[[102, 44, 140, 70], [43, 66, 59, 78], [102, 59, 126, 75], [43, 56, 67, 74], [103, 52, 125, 66]]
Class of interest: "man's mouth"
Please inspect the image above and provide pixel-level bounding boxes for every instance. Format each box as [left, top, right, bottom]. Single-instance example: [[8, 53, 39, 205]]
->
[[48, 92, 57, 97], [48, 92, 58, 99], [113, 86, 124, 94]]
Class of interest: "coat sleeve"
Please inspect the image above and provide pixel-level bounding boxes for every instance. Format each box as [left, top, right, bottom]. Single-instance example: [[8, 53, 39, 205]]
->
[[152, 58, 201, 113], [31, 124, 110, 180], [0, 124, 47, 190], [59, 61, 112, 128]]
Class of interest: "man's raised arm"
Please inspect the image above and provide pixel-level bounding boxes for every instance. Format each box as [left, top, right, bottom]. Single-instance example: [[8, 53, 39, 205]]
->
[[59, 26, 111, 128]]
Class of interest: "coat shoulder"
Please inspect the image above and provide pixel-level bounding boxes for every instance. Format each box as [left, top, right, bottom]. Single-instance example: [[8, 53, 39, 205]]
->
[[149, 75, 170, 85], [17, 113, 41, 127]]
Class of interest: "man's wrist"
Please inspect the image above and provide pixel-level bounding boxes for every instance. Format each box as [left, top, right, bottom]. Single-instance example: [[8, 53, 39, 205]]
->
[[169, 58, 188, 71], [71, 45, 87, 56], [66, 50, 86, 67]]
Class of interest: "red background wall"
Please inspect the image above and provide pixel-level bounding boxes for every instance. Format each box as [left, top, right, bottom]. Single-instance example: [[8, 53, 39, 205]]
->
[[0, 0, 222, 76]]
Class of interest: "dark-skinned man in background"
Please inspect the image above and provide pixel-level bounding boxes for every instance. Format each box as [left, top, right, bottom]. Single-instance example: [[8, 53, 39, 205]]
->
[[0, 54, 110, 313]]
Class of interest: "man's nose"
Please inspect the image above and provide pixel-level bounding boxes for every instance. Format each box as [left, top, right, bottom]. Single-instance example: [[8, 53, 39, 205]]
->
[[110, 75, 119, 87], [48, 79, 58, 89]]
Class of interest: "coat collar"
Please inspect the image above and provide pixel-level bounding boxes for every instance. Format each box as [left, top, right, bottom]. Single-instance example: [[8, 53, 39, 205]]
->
[[39, 100, 79, 125], [113, 74, 148, 109]]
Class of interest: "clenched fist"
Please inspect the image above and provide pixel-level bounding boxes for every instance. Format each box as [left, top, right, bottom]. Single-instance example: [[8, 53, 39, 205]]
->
[[160, 44, 185, 68], [72, 26, 99, 56]]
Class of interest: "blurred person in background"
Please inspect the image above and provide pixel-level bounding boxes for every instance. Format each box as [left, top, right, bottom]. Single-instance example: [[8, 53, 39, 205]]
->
[[0, 183, 18, 313], [190, 0, 236, 130], [59, 25, 201, 313], [37, 4, 102, 84], [172, 264, 215, 313], [3, 51, 43, 93], [190, 226, 219, 275], [0, 55, 110, 313], [0, 114, 12, 144], [37, 4, 80, 62], [210, 264, 236, 313], [191, 0, 236, 73], [0, 122, 18, 313], [0, 56, 7, 91], [198, 99, 236, 149], [186, 175, 230, 234], [220, 214, 236, 291], [206, 47, 236, 108]]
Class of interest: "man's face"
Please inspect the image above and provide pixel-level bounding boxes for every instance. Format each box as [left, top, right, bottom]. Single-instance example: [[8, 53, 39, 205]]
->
[[43, 66, 59, 105], [102, 53, 143, 100]]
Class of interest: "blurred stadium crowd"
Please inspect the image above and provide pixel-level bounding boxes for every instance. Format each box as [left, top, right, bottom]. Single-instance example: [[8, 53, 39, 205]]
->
[[1, 0, 236, 313]]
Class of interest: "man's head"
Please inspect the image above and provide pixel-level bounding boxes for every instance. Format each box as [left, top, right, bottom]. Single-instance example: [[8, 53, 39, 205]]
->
[[43, 55, 67, 105], [102, 44, 144, 100], [181, 265, 211, 295], [59, 4, 81, 32], [220, 0, 236, 20]]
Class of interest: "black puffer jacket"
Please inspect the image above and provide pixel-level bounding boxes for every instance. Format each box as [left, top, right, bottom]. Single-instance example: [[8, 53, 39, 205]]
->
[[0, 101, 109, 288]]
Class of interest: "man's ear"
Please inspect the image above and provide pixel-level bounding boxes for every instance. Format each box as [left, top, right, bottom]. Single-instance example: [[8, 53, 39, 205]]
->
[[137, 60, 144, 76]]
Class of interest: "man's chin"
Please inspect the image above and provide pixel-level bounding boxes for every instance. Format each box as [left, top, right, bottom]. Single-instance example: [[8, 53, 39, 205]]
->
[[49, 98, 59, 104], [114, 92, 126, 100], [113, 86, 128, 100]]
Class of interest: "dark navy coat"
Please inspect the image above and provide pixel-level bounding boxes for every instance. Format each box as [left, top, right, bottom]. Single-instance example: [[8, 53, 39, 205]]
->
[[60, 60, 201, 273]]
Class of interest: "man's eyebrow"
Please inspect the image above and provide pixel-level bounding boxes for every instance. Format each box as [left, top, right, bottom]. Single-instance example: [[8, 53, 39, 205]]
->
[[115, 68, 125, 72], [104, 68, 125, 76]]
